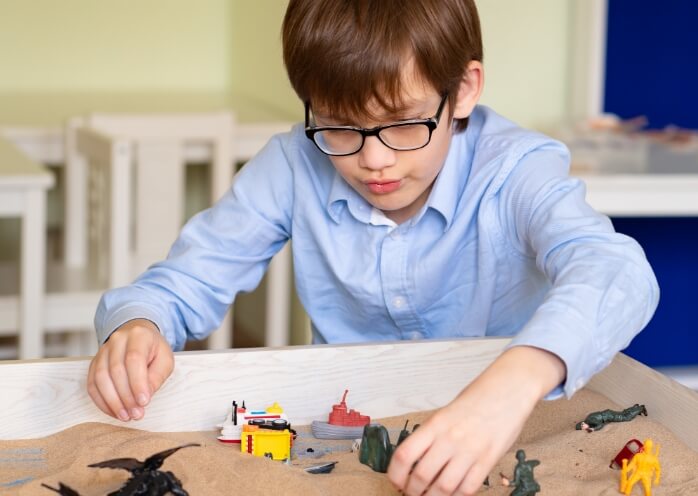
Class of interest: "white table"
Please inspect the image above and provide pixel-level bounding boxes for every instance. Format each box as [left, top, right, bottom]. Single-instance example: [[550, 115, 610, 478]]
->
[[0, 137, 54, 359], [0, 91, 295, 165], [578, 173, 698, 217], [0, 92, 296, 349]]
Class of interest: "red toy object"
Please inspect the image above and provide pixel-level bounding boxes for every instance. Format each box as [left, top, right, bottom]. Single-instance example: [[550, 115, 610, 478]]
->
[[610, 438, 644, 469], [328, 390, 370, 427]]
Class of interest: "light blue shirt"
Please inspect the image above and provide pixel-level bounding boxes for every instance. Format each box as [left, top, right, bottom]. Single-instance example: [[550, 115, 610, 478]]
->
[[95, 105, 659, 398]]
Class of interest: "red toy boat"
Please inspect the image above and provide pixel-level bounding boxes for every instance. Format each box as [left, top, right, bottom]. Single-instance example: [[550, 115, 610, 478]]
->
[[328, 390, 370, 426], [312, 390, 371, 440]]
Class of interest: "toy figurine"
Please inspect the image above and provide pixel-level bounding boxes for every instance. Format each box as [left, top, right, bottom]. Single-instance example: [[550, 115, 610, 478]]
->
[[575, 404, 647, 432], [312, 389, 371, 439], [500, 449, 540, 496], [241, 418, 296, 461], [610, 439, 644, 469], [359, 424, 395, 473], [42, 443, 199, 496], [619, 438, 661, 496], [358, 420, 417, 473]]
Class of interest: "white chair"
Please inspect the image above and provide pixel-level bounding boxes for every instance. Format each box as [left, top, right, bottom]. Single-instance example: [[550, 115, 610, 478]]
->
[[64, 113, 294, 350], [0, 112, 294, 359], [0, 138, 54, 360], [65, 112, 239, 352]]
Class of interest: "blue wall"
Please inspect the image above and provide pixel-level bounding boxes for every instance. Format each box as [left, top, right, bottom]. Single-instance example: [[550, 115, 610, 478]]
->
[[605, 3, 698, 367], [604, 1, 698, 130], [612, 217, 698, 367]]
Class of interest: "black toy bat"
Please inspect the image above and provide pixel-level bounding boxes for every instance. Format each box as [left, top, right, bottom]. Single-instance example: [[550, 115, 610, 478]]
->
[[42, 443, 200, 496], [41, 482, 81, 496]]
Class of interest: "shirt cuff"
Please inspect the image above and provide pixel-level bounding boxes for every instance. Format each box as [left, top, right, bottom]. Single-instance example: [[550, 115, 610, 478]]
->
[[95, 304, 168, 347], [505, 323, 613, 399]]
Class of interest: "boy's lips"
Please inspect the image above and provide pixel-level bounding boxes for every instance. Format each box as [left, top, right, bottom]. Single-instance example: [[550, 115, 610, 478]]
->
[[365, 179, 402, 194]]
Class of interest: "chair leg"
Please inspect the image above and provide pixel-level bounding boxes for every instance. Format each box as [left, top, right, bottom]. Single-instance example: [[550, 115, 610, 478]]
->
[[63, 332, 84, 357], [264, 243, 292, 347], [80, 331, 98, 356], [207, 308, 233, 350]]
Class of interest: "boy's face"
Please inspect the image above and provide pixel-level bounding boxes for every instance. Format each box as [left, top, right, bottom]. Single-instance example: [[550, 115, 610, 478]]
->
[[311, 59, 484, 224], [314, 82, 454, 225]]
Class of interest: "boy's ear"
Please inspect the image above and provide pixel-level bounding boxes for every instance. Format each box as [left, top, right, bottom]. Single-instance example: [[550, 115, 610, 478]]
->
[[452, 61, 484, 119]]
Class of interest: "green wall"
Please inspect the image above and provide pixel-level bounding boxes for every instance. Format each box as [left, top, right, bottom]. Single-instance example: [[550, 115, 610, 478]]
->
[[0, 0, 571, 127], [228, 0, 573, 129], [229, 1, 298, 120], [478, 0, 571, 131], [0, 0, 233, 92]]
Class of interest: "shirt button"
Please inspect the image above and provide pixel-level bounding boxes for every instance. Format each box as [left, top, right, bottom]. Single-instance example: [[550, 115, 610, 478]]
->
[[408, 331, 422, 340], [392, 296, 405, 308], [390, 230, 400, 240], [575, 377, 585, 390]]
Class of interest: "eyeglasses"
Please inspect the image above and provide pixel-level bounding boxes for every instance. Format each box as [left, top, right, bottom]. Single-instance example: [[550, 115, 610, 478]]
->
[[304, 94, 448, 156]]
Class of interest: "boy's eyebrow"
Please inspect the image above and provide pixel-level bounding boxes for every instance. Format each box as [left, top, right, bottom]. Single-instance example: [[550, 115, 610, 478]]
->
[[313, 98, 434, 126]]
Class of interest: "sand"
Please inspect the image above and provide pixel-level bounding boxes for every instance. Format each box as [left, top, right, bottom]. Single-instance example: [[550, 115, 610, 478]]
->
[[1, 389, 697, 495]]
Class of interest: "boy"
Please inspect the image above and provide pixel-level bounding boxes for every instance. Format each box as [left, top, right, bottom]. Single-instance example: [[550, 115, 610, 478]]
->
[[87, 1, 659, 495]]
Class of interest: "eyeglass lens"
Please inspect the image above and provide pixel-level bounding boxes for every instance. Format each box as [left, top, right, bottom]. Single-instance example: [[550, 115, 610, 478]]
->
[[315, 123, 431, 155]]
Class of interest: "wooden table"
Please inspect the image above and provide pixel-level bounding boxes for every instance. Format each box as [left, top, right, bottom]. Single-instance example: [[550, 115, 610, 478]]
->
[[0, 137, 54, 359], [1, 338, 696, 453]]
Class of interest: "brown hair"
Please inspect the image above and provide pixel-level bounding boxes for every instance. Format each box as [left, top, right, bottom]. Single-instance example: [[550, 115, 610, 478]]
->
[[283, 0, 482, 132]]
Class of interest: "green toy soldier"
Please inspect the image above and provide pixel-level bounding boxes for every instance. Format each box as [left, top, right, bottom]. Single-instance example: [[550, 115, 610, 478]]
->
[[575, 404, 647, 432], [501, 449, 540, 496]]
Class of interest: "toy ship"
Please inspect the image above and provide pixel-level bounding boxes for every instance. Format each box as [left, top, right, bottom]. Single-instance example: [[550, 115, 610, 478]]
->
[[217, 400, 295, 461], [311, 390, 370, 440], [217, 400, 287, 444]]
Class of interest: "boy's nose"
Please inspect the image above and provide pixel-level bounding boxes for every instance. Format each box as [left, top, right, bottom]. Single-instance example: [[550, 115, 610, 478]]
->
[[358, 136, 396, 170]]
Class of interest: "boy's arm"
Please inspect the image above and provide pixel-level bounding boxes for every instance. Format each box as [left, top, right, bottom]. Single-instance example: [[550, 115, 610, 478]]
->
[[89, 131, 297, 421], [388, 345, 564, 495], [497, 144, 659, 398], [390, 143, 658, 496], [94, 132, 295, 350]]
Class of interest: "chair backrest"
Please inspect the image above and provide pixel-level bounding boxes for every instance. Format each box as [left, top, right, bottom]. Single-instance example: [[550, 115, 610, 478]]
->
[[66, 112, 297, 349], [70, 112, 236, 286]]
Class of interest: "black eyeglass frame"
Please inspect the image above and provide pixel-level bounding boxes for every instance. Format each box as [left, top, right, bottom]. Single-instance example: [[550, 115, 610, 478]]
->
[[304, 93, 449, 157]]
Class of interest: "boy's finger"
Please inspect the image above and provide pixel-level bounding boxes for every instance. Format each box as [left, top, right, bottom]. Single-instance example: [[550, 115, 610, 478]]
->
[[87, 357, 118, 419], [387, 429, 433, 490], [456, 461, 491, 496], [146, 341, 174, 397], [404, 441, 453, 496], [90, 352, 131, 421], [124, 335, 154, 408], [89, 384, 117, 419], [108, 338, 142, 420], [424, 453, 475, 496]]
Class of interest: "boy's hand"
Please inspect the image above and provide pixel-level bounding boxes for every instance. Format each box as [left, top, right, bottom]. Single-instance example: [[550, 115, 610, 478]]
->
[[87, 319, 174, 422], [387, 346, 565, 496]]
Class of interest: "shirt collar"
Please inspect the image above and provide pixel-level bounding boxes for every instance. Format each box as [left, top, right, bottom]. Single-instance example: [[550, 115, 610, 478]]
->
[[327, 170, 372, 224], [422, 126, 471, 231]]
